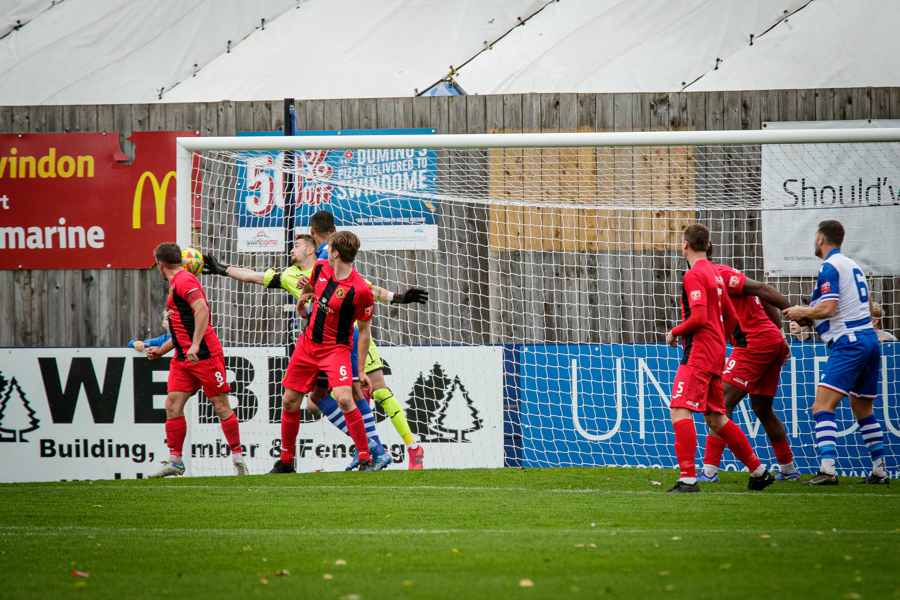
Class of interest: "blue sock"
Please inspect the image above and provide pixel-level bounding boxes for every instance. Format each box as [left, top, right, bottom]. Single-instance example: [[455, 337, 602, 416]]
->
[[857, 414, 886, 475], [316, 395, 349, 436], [813, 410, 838, 474], [355, 399, 384, 454]]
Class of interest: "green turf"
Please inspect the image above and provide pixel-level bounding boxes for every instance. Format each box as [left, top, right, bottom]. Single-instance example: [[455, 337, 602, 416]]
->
[[1, 468, 898, 600]]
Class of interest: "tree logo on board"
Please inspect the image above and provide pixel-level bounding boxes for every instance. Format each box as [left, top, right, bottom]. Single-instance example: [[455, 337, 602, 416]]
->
[[405, 363, 483, 443], [0, 373, 41, 442]]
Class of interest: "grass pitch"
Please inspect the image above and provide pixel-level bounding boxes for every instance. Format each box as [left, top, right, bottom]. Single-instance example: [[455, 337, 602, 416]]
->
[[1, 468, 898, 600]]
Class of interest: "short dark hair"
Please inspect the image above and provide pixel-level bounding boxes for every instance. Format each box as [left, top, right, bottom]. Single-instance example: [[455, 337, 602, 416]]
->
[[294, 233, 315, 247], [310, 210, 336, 235], [683, 224, 710, 252], [154, 242, 182, 268], [817, 220, 845, 247], [328, 231, 360, 263]]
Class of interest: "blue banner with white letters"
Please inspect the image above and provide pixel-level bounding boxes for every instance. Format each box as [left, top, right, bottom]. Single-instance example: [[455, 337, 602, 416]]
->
[[233, 129, 437, 252], [514, 342, 899, 477]]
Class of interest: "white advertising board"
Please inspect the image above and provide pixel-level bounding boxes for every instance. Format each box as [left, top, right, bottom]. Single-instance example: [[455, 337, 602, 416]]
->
[[761, 120, 900, 277], [0, 345, 505, 482]]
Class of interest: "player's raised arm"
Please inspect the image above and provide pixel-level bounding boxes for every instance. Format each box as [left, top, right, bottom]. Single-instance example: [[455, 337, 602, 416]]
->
[[369, 283, 429, 305], [740, 278, 790, 311], [202, 253, 266, 285]]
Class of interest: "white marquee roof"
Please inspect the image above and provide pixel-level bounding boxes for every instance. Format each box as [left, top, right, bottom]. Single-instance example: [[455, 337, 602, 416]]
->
[[0, 0, 897, 106]]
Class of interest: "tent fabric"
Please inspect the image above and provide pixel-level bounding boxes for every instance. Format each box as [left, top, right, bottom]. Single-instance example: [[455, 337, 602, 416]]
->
[[454, 0, 809, 94], [162, 0, 548, 103], [1, 0, 898, 106], [687, 0, 900, 91], [0, 0, 54, 39], [0, 0, 296, 106]]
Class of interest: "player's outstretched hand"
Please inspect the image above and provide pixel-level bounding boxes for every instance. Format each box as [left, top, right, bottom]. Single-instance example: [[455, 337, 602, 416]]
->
[[202, 253, 229, 276], [146, 346, 163, 360], [392, 287, 428, 305]]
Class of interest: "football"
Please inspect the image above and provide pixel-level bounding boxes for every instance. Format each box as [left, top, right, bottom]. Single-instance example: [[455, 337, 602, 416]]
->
[[181, 247, 204, 276]]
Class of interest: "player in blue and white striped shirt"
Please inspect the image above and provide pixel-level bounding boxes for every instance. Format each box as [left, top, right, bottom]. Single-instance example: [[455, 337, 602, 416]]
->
[[784, 220, 887, 485]]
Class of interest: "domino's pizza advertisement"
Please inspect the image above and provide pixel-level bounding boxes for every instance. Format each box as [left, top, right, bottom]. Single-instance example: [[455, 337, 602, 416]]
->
[[233, 129, 438, 252]]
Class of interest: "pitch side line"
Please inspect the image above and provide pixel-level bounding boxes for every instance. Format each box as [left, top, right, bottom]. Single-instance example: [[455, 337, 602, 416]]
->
[[18, 484, 898, 498], [1, 526, 897, 537]]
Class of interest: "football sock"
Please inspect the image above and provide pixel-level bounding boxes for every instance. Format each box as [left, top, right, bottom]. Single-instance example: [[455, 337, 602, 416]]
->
[[770, 438, 796, 474], [343, 407, 371, 461], [355, 399, 385, 454], [220, 413, 243, 456], [165, 416, 186, 458], [702, 434, 727, 476], [813, 410, 838, 475], [717, 420, 763, 474], [279, 408, 302, 464], [672, 419, 698, 480], [857, 414, 887, 477], [374, 388, 417, 447], [318, 394, 350, 436]]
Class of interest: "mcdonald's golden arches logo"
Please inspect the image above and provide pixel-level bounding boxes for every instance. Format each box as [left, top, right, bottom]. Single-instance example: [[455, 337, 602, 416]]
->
[[133, 170, 176, 229]]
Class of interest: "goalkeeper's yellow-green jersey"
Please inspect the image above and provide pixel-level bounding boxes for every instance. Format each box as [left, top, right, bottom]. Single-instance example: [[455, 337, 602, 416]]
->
[[263, 265, 313, 300]]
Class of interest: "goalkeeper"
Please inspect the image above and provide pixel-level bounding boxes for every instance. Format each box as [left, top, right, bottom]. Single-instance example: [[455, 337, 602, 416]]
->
[[202, 233, 428, 470]]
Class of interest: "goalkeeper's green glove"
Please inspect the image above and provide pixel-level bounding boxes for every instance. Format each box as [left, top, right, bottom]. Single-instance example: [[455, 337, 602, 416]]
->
[[391, 287, 428, 305], [202, 253, 229, 276]]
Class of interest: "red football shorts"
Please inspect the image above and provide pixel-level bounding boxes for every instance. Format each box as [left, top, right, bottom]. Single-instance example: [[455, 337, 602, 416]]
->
[[722, 343, 785, 397], [670, 364, 725, 414], [283, 335, 353, 394], [168, 354, 231, 397]]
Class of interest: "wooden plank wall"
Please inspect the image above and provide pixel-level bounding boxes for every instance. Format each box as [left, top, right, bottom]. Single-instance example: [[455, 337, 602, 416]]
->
[[1, 88, 899, 347]]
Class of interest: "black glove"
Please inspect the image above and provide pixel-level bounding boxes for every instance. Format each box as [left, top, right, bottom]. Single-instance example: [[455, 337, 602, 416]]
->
[[202, 253, 229, 276], [391, 287, 428, 305]]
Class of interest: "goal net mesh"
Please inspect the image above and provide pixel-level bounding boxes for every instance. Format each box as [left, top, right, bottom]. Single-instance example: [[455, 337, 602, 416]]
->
[[186, 137, 900, 477]]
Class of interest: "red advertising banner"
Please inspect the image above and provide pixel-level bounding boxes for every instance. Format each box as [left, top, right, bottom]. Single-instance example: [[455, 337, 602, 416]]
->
[[0, 131, 199, 270]]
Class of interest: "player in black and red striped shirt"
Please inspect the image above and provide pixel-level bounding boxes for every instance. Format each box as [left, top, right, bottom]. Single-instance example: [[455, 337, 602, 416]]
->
[[146, 242, 247, 477], [269, 231, 378, 473]]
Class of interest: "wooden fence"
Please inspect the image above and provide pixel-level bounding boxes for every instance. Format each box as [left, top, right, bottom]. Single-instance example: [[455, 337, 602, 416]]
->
[[1, 88, 899, 347]]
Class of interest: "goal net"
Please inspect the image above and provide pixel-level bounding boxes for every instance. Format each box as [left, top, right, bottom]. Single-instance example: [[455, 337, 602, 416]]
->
[[180, 128, 900, 478]]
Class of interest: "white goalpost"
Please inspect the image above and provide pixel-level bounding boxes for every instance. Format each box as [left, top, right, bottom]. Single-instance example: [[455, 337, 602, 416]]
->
[[175, 127, 900, 477]]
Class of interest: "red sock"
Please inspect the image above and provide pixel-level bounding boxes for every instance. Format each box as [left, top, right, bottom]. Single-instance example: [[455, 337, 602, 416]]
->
[[220, 413, 243, 454], [717, 420, 761, 472], [279, 409, 301, 463], [672, 419, 698, 479], [703, 434, 727, 467], [770, 438, 793, 465], [343, 407, 370, 461], [165, 416, 186, 457]]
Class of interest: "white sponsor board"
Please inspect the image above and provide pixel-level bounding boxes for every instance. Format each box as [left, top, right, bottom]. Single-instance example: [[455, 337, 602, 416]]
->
[[236, 227, 283, 252], [340, 224, 438, 251], [761, 120, 900, 277], [0, 345, 504, 482]]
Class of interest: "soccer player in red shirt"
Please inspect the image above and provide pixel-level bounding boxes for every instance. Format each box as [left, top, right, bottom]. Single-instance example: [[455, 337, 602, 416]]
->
[[146, 243, 247, 477], [269, 231, 378, 473], [665, 225, 774, 493], [699, 250, 798, 482]]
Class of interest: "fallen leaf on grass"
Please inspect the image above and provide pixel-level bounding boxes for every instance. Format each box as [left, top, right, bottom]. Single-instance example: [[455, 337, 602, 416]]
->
[[323, 574, 333, 580], [243, 546, 252, 551], [588, 544, 597, 548], [574, 544, 584, 547], [541, 515, 550, 518], [760, 535, 770, 539], [71, 571, 89, 578], [335, 559, 347, 566], [671, 537, 681, 541], [74, 582, 87, 587], [720, 563, 731, 569], [519, 579, 534, 587], [665, 584, 675, 591], [451, 548, 458, 553], [314, 469, 324, 473], [259, 578, 268, 585], [659, 571, 670, 576], [844, 594, 861, 599], [93, 505, 102, 508], [385, 514, 391, 518], [651, 481, 662, 486], [403, 580, 413, 586], [274, 570, 290, 576]]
